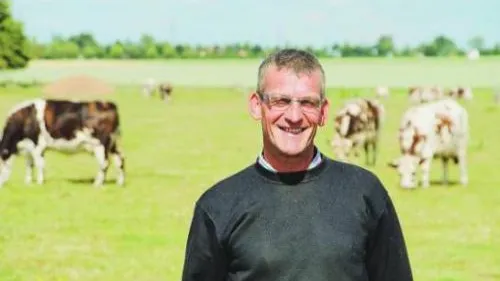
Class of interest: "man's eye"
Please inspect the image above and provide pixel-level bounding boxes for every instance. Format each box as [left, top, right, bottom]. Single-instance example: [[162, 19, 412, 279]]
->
[[271, 98, 291, 106], [300, 99, 319, 108]]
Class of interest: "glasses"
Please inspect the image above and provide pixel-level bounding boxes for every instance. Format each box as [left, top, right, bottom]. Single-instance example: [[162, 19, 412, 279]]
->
[[259, 93, 323, 113]]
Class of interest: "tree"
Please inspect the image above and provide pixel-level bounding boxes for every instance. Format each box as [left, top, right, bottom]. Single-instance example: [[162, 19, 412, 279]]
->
[[109, 41, 125, 59], [0, 0, 31, 69], [467, 36, 485, 51], [433, 35, 459, 56], [68, 32, 99, 50], [375, 35, 394, 57], [160, 42, 176, 58]]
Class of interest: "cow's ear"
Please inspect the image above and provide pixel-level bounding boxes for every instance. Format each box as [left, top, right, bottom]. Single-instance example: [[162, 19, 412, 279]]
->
[[248, 92, 262, 120], [388, 160, 399, 169]]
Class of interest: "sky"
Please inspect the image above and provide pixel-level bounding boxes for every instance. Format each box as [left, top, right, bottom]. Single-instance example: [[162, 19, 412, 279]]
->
[[10, 0, 500, 48]]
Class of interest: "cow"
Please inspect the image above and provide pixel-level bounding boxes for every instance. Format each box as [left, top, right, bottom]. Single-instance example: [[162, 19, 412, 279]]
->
[[375, 86, 390, 99], [158, 83, 173, 102], [408, 86, 444, 104], [330, 98, 385, 166], [388, 98, 469, 189], [447, 87, 473, 101], [142, 77, 157, 98], [0, 99, 125, 188]]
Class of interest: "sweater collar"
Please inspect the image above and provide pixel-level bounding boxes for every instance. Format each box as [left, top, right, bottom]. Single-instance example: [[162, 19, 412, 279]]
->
[[257, 146, 323, 172], [254, 149, 328, 185]]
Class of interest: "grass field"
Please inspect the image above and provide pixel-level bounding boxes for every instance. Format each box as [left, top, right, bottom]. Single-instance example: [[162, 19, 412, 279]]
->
[[1, 57, 500, 88], [0, 59, 500, 281]]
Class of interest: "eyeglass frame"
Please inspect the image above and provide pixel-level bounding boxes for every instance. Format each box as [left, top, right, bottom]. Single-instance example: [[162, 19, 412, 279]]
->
[[257, 91, 325, 113]]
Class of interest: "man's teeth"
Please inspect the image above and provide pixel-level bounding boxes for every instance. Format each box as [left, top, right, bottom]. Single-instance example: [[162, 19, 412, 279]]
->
[[280, 127, 304, 133]]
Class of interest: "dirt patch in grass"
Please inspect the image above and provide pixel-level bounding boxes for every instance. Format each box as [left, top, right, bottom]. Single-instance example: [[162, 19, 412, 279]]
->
[[42, 74, 115, 100]]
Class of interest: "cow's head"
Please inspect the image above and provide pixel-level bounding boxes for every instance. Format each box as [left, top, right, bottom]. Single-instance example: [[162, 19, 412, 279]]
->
[[389, 121, 427, 188], [459, 87, 473, 101], [330, 134, 353, 161], [388, 155, 426, 188]]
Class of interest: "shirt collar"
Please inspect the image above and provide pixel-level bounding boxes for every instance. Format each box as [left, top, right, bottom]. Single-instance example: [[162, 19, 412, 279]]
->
[[257, 147, 322, 172]]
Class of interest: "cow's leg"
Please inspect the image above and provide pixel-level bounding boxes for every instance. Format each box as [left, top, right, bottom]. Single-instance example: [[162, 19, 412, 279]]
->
[[32, 147, 46, 185], [372, 141, 378, 166], [365, 140, 377, 166], [441, 157, 449, 185], [0, 156, 14, 187], [458, 152, 468, 187], [420, 158, 432, 188], [93, 144, 109, 187], [112, 152, 125, 186], [25, 153, 34, 185], [363, 142, 370, 165], [109, 141, 125, 186]]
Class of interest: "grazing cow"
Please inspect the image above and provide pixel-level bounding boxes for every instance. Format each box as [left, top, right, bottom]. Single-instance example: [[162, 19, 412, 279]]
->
[[158, 83, 173, 102], [388, 98, 468, 189], [330, 98, 384, 166], [0, 99, 125, 188], [408, 86, 444, 104], [375, 86, 390, 99], [142, 78, 157, 98], [447, 87, 473, 101]]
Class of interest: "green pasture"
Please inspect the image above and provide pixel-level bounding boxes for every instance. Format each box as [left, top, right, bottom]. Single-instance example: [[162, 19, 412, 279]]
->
[[0, 57, 500, 88], [0, 59, 499, 281]]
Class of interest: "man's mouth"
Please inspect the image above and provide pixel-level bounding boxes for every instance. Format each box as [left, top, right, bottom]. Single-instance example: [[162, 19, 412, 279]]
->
[[278, 126, 306, 134]]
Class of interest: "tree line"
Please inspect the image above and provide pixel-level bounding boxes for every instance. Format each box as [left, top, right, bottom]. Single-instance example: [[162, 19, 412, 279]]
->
[[26, 33, 500, 60], [1, 0, 500, 70]]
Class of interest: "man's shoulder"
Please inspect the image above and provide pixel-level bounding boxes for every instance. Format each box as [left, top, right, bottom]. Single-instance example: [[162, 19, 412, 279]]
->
[[322, 155, 388, 193], [322, 156, 392, 217], [196, 162, 257, 208]]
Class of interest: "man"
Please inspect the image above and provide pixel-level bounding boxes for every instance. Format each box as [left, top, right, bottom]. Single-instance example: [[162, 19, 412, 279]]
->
[[181, 48, 413, 281]]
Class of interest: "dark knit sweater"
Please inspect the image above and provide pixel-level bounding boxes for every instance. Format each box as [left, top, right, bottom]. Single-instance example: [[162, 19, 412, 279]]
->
[[182, 154, 413, 281]]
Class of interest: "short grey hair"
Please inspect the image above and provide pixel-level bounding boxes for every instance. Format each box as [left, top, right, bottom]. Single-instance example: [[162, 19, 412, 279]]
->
[[256, 48, 326, 99]]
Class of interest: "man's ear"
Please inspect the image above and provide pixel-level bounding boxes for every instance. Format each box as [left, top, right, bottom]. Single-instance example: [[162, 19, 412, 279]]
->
[[248, 92, 262, 120], [318, 98, 330, 127]]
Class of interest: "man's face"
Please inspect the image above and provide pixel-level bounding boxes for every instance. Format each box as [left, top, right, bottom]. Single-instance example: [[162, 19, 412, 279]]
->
[[249, 66, 329, 158]]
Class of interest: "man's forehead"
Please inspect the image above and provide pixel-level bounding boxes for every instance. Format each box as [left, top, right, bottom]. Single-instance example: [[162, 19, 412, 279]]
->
[[267, 65, 321, 77], [263, 66, 322, 94]]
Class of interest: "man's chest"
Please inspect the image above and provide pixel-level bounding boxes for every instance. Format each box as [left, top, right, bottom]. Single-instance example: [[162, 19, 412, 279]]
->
[[224, 200, 369, 272]]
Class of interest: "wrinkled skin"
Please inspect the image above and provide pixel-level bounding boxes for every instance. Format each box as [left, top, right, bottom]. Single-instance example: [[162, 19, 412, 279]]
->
[[248, 66, 329, 172]]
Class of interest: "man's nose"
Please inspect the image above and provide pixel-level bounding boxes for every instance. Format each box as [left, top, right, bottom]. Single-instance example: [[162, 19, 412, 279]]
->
[[284, 102, 303, 123]]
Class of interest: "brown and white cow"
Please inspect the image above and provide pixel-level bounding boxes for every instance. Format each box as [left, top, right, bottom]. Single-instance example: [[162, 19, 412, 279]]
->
[[447, 87, 473, 101], [388, 98, 469, 188], [158, 83, 173, 102], [330, 98, 385, 166], [408, 86, 444, 104], [0, 99, 125, 188]]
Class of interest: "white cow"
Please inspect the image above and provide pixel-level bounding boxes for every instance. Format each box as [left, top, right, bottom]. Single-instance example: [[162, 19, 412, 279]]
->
[[388, 98, 469, 188], [375, 86, 390, 99], [142, 78, 157, 97], [408, 86, 444, 104]]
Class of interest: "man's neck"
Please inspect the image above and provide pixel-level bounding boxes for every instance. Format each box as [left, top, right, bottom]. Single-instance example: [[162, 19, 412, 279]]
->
[[262, 146, 317, 173]]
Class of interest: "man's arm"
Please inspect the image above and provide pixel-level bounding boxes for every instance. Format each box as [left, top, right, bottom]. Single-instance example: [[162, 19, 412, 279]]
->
[[182, 203, 227, 281], [365, 194, 413, 281]]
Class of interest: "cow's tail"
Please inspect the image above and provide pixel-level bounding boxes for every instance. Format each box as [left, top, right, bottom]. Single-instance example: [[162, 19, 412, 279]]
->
[[107, 102, 123, 152]]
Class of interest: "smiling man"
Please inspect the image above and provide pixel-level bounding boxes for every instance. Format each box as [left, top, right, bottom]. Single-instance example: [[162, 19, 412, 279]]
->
[[181, 49, 413, 281]]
